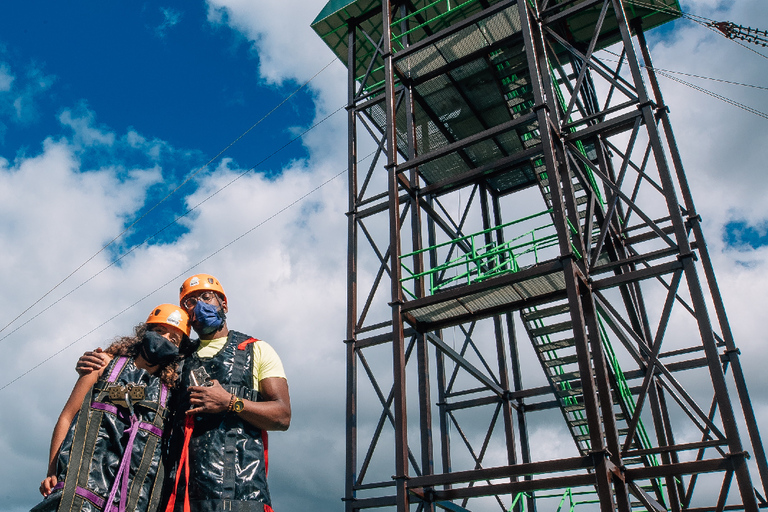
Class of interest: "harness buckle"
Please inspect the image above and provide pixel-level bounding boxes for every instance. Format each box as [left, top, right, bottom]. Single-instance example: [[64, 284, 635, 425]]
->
[[107, 383, 146, 408], [129, 385, 145, 401]]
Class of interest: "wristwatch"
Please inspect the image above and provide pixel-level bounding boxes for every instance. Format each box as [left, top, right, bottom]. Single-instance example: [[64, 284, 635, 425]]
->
[[231, 396, 245, 414]]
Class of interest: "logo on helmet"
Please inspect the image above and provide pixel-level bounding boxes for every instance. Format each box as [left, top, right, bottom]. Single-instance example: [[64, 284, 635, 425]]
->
[[190, 276, 201, 287], [166, 310, 183, 327]]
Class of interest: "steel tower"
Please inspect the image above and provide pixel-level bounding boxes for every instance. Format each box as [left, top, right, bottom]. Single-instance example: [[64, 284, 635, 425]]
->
[[312, 0, 767, 510]]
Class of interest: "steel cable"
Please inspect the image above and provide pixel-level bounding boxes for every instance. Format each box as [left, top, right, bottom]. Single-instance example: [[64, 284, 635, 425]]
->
[[0, 57, 339, 338], [0, 147, 380, 393], [0, 103, 347, 345]]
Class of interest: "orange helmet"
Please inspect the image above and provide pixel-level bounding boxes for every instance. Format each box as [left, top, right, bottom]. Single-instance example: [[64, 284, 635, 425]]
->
[[179, 273, 227, 304], [146, 303, 191, 336]]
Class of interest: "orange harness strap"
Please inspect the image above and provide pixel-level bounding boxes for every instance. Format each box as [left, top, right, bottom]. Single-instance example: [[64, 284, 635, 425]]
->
[[237, 337, 260, 350], [164, 415, 194, 512]]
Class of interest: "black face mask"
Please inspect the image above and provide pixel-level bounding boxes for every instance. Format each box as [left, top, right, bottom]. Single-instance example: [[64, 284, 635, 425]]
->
[[140, 330, 179, 367]]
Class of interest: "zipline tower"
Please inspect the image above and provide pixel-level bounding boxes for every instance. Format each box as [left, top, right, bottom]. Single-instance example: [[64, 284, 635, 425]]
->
[[311, 0, 767, 510]]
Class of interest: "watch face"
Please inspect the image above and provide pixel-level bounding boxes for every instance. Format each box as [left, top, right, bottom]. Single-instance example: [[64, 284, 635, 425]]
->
[[233, 399, 244, 413]]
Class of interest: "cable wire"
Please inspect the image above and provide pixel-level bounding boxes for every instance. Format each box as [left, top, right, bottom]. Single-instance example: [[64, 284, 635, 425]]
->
[[0, 57, 338, 338], [627, 0, 768, 60], [0, 147, 381, 393], [0, 103, 347, 345], [643, 67, 768, 92], [655, 70, 768, 120], [598, 49, 768, 121]]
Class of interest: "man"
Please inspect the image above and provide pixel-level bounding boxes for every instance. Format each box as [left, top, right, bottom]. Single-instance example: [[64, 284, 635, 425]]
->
[[78, 273, 290, 512]]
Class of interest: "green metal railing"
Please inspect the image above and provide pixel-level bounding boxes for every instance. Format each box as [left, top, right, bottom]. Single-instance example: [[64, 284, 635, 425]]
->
[[400, 209, 587, 299], [521, 306, 665, 508], [509, 481, 669, 512], [400, 210, 560, 299], [508, 488, 603, 512], [508, 489, 601, 512], [525, 308, 592, 448], [526, 306, 660, 457]]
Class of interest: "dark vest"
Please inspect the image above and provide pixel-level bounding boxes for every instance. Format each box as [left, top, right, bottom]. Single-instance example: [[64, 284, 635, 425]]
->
[[32, 357, 170, 512], [168, 331, 270, 512]]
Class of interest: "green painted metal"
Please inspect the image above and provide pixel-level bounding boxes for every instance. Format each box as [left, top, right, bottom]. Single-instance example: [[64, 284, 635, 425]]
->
[[525, 305, 592, 450], [597, 314, 658, 465], [312, 0, 682, 86], [509, 485, 673, 511], [400, 210, 561, 297], [435, 500, 473, 512], [550, 61, 607, 207], [521, 305, 666, 505], [399, 209, 590, 298]]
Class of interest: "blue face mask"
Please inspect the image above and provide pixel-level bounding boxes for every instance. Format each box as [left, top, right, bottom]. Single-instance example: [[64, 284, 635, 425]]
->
[[192, 300, 226, 335]]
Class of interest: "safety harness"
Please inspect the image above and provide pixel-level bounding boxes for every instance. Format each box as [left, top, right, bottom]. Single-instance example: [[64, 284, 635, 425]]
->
[[165, 334, 273, 512], [52, 357, 169, 512]]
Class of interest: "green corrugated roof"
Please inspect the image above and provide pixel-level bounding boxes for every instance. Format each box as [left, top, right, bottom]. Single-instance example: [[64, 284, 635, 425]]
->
[[312, 0, 359, 26], [311, 0, 502, 88], [311, 0, 682, 77]]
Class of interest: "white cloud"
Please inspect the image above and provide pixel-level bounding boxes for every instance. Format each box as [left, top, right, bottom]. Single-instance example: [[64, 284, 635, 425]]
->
[[205, 0, 344, 85], [203, 0, 352, 169], [155, 7, 183, 38], [58, 106, 117, 147], [0, 62, 14, 92], [3, 1, 768, 511], [7, 63, 55, 125], [650, 1, 768, 225]]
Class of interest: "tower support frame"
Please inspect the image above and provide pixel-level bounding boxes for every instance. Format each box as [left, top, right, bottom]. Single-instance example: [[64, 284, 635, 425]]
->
[[318, 0, 768, 510]]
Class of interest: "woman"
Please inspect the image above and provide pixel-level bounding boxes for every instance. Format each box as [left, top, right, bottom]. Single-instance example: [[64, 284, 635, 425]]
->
[[33, 304, 192, 512]]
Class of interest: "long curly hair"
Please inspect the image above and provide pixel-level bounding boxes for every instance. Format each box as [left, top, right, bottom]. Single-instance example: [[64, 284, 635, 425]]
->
[[104, 323, 181, 387]]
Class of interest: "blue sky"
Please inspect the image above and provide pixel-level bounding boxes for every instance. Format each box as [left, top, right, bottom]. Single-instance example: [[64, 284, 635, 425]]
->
[[0, 1, 314, 168], [0, 1, 319, 248], [0, 2, 351, 510], [0, 1, 767, 511]]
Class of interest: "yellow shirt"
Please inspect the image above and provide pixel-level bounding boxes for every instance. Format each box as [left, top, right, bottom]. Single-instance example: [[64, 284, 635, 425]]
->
[[196, 336, 286, 392]]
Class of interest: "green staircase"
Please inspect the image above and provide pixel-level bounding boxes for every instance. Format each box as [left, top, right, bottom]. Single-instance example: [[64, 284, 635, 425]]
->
[[520, 300, 666, 509]]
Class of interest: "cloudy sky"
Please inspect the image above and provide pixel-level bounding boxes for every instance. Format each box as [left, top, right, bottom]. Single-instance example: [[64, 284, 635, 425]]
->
[[0, 1, 766, 511]]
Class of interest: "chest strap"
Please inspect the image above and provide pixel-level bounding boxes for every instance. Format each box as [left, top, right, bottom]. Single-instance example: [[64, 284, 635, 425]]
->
[[222, 337, 256, 499]]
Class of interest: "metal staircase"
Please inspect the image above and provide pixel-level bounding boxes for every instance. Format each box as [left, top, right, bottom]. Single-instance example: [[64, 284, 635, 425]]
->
[[314, 0, 768, 509], [520, 299, 666, 509]]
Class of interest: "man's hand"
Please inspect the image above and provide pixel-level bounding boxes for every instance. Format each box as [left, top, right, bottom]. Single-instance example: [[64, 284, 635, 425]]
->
[[40, 475, 58, 497], [186, 379, 231, 416], [75, 348, 111, 376]]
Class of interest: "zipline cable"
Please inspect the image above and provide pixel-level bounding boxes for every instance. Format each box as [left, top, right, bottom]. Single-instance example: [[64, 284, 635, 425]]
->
[[641, 67, 768, 92], [628, 0, 768, 60], [655, 70, 768, 120], [0, 102, 347, 345], [599, 49, 768, 120], [0, 57, 339, 337], [0, 148, 379, 393]]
